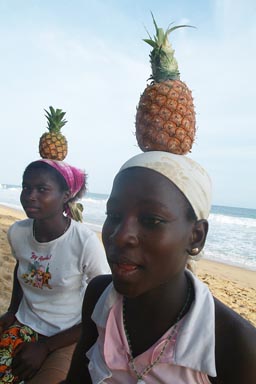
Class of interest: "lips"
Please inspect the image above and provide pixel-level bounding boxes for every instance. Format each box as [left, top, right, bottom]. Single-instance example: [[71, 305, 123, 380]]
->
[[115, 263, 138, 272], [109, 256, 143, 278], [24, 206, 40, 213], [111, 262, 139, 275]]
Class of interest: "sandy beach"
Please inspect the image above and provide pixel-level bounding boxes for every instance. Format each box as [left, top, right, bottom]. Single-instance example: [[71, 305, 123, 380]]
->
[[0, 204, 255, 326]]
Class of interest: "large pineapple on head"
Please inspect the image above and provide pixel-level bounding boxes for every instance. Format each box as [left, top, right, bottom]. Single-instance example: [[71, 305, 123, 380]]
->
[[39, 106, 68, 160], [136, 14, 196, 155]]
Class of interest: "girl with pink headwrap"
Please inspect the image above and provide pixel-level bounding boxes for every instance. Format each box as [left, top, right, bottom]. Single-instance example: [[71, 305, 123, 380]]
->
[[0, 159, 109, 384]]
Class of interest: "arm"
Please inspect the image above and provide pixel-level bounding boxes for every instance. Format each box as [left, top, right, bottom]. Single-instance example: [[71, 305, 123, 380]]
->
[[11, 255, 88, 379], [1, 224, 24, 332], [0, 261, 23, 334], [212, 297, 256, 384], [40, 322, 81, 353], [8, 261, 23, 313], [12, 319, 82, 380], [65, 274, 112, 384]]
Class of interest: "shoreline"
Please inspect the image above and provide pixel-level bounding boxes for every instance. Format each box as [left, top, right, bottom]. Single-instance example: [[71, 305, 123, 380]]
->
[[1, 204, 255, 273], [197, 258, 256, 288], [2, 204, 255, 273], [0, 204, 255, 326]]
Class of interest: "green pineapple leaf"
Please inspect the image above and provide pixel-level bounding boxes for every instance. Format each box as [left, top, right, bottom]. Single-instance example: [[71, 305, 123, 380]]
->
[[145, 12, 196, 82], [44, 106, 67, 133]]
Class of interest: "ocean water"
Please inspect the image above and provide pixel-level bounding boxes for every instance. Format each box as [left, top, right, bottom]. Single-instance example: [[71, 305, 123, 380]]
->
[[0, 184, 255, 271]]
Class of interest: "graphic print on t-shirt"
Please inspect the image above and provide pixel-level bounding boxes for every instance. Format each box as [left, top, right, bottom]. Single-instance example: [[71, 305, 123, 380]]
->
[[21, 251, 52, 289]]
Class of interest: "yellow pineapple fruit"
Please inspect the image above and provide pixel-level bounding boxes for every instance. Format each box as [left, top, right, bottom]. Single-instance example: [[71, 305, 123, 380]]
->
[[39, 106, 68, 160], [136, 14, 196, 155]]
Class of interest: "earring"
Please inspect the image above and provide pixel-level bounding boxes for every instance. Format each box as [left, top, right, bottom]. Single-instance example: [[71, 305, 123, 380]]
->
[[190, 247, 199, 255]]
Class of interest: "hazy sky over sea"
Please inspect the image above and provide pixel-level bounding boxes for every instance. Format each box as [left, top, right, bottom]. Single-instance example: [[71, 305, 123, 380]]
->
[[0, 0, 255, 209]]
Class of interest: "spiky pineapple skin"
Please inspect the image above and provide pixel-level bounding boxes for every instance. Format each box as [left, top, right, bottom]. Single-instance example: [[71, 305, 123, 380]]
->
[[39, 132, 68, 161], [136, 80, 196, 155]]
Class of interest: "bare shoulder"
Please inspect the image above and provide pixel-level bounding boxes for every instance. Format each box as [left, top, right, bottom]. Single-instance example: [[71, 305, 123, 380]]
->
[[214, 296, 256, 345], [65, 275, 112, 383], [214, 297, 256, 383], [80, 274, 113, 364], [82, 274, 113, 317]]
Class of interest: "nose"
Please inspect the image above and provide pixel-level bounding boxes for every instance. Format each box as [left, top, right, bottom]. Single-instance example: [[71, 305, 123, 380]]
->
[[109, 217, 139, 247]]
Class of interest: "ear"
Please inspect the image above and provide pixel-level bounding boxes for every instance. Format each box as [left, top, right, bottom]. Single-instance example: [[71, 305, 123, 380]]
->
[[187, 219, 209, 255], [63, 190, 71, 204]]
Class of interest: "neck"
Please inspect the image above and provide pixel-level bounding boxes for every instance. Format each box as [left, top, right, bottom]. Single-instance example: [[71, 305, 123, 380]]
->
[[123, 272, 194, 358], [126, 272, 189, 315], [33, 216, 71, 242]]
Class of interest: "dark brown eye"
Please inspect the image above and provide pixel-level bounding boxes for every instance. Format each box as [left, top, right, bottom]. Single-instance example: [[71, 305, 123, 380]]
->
[[140, 216, 165, 226], [38, 187, 47, 192], [105, 212, 121, 223]]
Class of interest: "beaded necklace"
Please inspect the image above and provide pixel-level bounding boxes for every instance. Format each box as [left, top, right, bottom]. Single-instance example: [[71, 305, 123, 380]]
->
[[122, 278, 193, 384]]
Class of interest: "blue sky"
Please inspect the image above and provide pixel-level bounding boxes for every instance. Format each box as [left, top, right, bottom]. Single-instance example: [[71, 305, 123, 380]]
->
[[0, 0, 255, 209]]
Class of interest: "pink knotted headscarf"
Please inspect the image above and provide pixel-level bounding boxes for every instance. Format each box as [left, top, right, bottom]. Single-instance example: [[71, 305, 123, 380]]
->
[[39, 159, 85, 198], [38, 159, 86, 221]]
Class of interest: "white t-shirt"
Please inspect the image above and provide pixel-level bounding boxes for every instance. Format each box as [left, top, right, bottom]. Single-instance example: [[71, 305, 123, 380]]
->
[[8, 218, 109, 336]]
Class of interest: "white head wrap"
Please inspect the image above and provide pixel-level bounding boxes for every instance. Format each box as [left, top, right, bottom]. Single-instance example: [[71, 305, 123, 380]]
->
[[119, 151, 212, 271], [119, 151, 212, 220]]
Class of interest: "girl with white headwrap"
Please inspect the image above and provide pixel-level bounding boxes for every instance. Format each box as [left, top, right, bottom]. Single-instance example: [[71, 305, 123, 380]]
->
[[119, 151, 212, 273], [65, 151, 256, 383]]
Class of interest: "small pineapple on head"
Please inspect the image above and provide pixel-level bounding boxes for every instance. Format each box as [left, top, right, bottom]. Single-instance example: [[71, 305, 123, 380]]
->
[[136, 13, 196, 155], [39, 106, 68, 160]]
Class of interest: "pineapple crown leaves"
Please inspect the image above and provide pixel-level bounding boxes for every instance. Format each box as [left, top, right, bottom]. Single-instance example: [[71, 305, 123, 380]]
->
[[144, 12, 196, 83], [44, 106, 67, 133]]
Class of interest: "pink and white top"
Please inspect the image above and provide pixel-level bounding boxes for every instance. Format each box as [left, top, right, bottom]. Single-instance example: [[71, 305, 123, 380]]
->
[[87, 271, 217, 383]]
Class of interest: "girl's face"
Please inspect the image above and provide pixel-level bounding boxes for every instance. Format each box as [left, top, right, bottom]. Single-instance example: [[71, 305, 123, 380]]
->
[[20, 169, 69, 221], [102, 167, 195, 298]]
